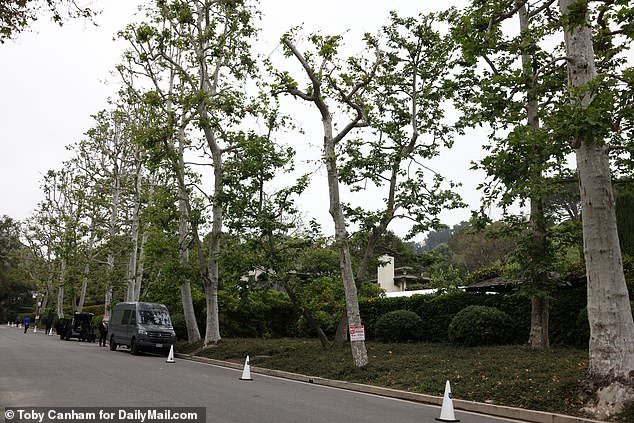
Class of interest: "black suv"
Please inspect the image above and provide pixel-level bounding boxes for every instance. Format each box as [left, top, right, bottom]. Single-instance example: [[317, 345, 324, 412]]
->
[[58, 312, 96, 342]]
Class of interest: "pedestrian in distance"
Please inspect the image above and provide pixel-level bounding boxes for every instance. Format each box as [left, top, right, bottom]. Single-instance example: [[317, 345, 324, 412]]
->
[[23, 316, 31, 334], [45, 313, 53, 335], [98, 320, 108, 347]]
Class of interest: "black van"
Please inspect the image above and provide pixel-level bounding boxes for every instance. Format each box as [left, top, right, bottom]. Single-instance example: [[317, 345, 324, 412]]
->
[[108, 302, 176, 356], [58, 312, 96, 342]]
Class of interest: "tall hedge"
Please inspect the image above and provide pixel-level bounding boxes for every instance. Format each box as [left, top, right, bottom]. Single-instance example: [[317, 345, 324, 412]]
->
[[359, 283, 594, 347]]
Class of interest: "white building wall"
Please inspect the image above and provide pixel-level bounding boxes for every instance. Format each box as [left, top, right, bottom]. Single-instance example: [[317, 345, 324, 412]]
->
[[377, 255, 399, 292]]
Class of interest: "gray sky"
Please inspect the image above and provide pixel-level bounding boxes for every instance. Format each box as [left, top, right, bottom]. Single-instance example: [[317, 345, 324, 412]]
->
[[0, 0, 487, 241]]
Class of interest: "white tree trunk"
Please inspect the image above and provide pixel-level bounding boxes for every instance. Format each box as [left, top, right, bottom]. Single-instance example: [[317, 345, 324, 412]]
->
[[177, 130, 202, 343], [56, 258, 66, 319], [126, 151, 143, 302], [203, 145, 223, 345], [323, 115, 368, 368], [77, 219, 96, 312], [105, 161, 122, 319], [134, 229, 148, 302], [77, 264, 89, 313], [559, 0, 634, 416]]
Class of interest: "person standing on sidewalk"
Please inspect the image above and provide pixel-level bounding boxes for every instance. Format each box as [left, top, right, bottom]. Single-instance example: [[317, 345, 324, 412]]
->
[[23, 316, 31, 334], [45, 313, 53, 335], [98, 320, 108, 347]]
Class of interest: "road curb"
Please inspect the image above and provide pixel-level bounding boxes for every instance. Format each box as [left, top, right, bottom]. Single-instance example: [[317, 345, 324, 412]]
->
[[175, 353, 604, 423]]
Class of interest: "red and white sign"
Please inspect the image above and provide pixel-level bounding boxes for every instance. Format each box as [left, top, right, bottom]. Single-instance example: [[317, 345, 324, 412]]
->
[[349, 325, 365, 341]]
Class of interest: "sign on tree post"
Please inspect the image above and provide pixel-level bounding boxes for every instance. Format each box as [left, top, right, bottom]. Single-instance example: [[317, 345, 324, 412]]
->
[[349, 325, 365, 342]]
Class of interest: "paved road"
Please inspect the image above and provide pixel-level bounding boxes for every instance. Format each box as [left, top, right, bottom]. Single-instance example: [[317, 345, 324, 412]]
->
[[0, 325, 525, 423]]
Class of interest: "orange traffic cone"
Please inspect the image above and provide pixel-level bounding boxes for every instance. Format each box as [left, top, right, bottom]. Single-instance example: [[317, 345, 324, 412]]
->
[[239, 355, 253, 380], [435, 380, 460, 422]]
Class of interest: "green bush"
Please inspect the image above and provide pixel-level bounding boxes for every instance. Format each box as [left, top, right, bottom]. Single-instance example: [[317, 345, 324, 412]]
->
[[170, 313, 187, 340], [416, 291, 478, 342], [218, 289, 298, 338], [82, 304, 105, 316], [374, 309, 423, 343], [548, 284, 588, 346], [448, 305, 517, 347], [360, 296, 413, 340]]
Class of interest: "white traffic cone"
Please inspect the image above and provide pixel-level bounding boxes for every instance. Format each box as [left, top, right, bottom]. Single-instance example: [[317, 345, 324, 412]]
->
[[166, 345, 175, 363], [435, 380, 460, 422], [33, 326, 37, 334], [239, 355, 253, 380]]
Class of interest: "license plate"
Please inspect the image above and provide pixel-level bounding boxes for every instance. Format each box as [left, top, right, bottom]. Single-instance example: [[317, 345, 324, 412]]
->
[[156, 343, 163, 348]]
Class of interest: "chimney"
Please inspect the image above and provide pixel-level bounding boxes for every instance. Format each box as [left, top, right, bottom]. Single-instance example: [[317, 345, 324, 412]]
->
[[377, 255, 396, 292]]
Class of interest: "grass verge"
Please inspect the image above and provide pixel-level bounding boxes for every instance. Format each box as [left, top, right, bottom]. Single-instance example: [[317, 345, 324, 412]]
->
[[177, 338, 600, 419]]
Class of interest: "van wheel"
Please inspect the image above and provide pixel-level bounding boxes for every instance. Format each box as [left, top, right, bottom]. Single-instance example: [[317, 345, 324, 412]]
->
[[130, 337, 139, 355], [109, 336, 117, 351]]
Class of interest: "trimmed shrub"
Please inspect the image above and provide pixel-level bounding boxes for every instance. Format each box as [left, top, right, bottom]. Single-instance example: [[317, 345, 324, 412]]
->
[[361, 296, 414, 340], [448, 305, 517, 347], [416, 291, 477, 342], [375, 309, 422, 343]]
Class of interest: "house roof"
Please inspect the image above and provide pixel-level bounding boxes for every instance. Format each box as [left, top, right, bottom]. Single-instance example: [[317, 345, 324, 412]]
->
[[464, 276, 519, 292]]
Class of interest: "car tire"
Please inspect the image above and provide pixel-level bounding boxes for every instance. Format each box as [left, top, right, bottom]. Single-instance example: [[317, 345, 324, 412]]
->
[[130, 337, 139, 355], [109, 336, 117, 351]]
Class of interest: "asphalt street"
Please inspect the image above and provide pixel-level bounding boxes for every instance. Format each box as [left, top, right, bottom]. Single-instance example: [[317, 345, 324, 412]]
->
[[0, 325, 526, 423]]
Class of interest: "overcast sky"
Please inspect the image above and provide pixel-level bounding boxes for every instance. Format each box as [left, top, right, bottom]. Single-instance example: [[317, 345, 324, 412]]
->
[[0, 0, 489, 242]]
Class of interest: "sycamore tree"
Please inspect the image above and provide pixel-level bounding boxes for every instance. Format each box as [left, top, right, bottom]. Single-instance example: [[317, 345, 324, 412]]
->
[[0, 0, 93, 42], [330, 11, 465, 344], [556, 0, 634, 416], [451, 0, 572, 349], [342, 11, 463, 279], [270, 30, 382, 367], [453, 1, 634, 411], [117, 34, 205, 342], [37, 167, 89, 318], [75, 108, 138, 320], [123, 89, 204, 343], [120, 0, 260, 346], [0, 216, 34, 322], [217, 103, 339, 346]]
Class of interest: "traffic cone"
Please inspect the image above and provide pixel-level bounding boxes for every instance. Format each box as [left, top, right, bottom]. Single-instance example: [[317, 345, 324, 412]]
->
[[435, 380, 460, 422], [33, 326, 37, 334], [166, 345, 175, 363], [239, 355, 253, 380]]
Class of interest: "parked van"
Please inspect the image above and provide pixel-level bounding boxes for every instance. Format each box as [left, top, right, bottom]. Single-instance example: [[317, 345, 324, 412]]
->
[[108, 302, 176, 356]]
